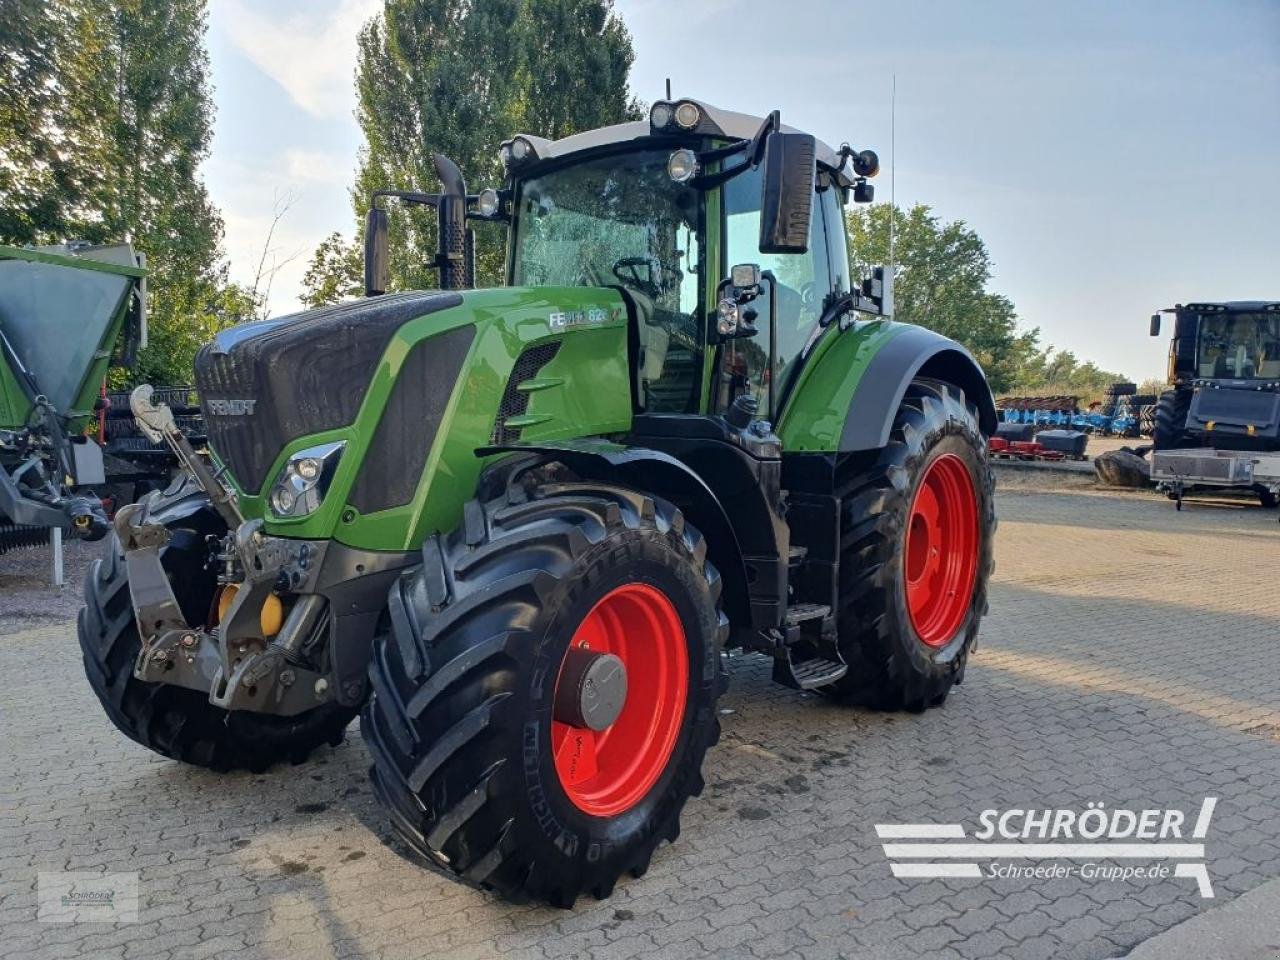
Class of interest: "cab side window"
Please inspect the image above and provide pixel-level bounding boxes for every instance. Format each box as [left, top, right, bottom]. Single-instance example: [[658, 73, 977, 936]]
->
[[720, 167, 836, 414]]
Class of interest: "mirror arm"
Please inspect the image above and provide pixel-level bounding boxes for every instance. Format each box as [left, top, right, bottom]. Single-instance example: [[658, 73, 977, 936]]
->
[[762, 270, 779, 423], [688, 110, 782, 191], [371, 189, 441, 209]]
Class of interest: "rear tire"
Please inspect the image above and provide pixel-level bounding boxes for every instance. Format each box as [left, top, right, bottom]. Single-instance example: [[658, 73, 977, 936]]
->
[[361, 476, 728, 906], [1153, 389, 1191, 450], [1258, 488, 1278, 509], [77, 495, 358, 772], [824, 379, 995, 711]]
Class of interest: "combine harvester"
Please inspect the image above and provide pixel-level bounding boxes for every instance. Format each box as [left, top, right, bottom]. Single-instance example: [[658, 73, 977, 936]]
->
[[1148, 301, 1280, 513]]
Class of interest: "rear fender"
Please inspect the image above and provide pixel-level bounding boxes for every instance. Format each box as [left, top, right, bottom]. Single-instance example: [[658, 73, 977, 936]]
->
[[479, 440, 752, 635], [782, 323, 996, 454]]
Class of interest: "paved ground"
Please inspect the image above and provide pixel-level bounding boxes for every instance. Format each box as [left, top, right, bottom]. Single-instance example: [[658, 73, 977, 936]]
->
[[1, 483, 1277, 960]]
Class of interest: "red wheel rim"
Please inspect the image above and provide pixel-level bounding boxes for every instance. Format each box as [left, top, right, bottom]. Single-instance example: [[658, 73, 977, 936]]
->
[[904, 454, 980, 647], [552, 583, 688, 817]]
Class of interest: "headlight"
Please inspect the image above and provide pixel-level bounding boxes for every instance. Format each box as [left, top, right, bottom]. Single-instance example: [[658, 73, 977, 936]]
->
[[650, 101, 673, 129], [667, 148, 699, 183], [268, 441, 344, 519], [510, 137, 532, 161]]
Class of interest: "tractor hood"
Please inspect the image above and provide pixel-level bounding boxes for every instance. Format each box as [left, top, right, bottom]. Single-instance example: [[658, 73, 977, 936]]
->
[[194, 292, 462, 493]]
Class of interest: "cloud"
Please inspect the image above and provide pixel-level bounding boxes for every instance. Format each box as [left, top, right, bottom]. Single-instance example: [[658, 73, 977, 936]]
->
[[219, 0, 381, 118], [284, 148, 353, 186]]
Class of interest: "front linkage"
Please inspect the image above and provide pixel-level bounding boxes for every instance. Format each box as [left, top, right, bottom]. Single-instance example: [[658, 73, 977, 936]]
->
[[115, 496, 330, 716]]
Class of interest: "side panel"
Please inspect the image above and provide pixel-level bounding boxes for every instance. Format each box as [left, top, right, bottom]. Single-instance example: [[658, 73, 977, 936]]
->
[[244, 287, 632, 552], [778, 320, 997, 453]]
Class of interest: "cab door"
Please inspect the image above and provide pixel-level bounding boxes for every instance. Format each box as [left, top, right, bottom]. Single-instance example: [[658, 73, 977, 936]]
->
[[716, 166, 845, 419]]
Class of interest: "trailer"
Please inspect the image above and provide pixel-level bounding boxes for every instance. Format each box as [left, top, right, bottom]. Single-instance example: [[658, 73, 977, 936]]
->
[[1150, 447, 1280, 514]]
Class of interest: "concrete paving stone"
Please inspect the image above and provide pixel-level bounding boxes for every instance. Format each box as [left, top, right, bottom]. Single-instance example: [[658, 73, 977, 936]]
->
[[2, 486, 1278, 960]]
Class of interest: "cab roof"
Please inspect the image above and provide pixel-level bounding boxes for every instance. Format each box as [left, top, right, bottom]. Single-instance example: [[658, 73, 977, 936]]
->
[[1178, 301, 1280, 312], [512, 98, 844, 170]]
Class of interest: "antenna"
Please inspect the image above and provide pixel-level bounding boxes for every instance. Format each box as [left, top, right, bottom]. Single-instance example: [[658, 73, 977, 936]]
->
[[889, 74, 896, 276], [665, 77, 672, 100]]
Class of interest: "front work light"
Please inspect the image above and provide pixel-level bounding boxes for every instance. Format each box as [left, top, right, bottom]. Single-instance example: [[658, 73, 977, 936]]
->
[[650, 101, 674, 129], [667, 148, 700, 183], [269, 440, 345, 519], [674, 101, 701, 130], [477, 188, 501, 217]]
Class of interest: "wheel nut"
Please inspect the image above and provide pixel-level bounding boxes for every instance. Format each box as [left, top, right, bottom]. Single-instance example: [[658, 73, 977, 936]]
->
[[180, 633, 197, 648]]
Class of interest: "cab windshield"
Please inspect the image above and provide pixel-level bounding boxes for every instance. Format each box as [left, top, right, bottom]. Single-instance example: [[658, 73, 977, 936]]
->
[[1196, 312, 1280, 380], [511, 149, 704, 411]]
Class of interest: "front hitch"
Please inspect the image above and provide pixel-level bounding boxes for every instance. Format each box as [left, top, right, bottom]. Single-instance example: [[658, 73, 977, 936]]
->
[[115, 498, 332, 717]]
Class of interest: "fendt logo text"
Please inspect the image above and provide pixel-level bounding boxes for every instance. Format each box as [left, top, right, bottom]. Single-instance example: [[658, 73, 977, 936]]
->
[[207, 398, 257, 416], [876, 797, 1218, 898]]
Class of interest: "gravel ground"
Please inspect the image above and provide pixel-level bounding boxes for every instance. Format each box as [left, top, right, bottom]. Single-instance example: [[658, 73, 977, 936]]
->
[[1, 477, 1278, 960], [0, 536, 106, 634]]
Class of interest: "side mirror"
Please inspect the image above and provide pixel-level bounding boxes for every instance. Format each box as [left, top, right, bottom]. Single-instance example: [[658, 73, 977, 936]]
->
[[758, 132, 815, 254], [364, 206, 390, 297], [1149, 313, 1162, 337]]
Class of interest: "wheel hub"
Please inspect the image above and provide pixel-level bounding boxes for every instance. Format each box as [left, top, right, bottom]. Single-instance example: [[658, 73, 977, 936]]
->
[[553, 648, 628, 731], [550, 582, 688, 817]]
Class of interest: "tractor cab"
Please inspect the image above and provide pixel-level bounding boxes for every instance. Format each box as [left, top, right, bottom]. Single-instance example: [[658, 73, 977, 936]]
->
[[366, 99, 891, 424]]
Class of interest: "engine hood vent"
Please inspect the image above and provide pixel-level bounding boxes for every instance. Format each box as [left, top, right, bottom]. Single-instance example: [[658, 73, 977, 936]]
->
[[194, 291, 462, 493]]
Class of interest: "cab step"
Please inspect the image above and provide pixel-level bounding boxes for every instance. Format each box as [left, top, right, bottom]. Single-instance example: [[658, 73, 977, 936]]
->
[[784, 601, 829, 626], [772, 651, 847, 690]]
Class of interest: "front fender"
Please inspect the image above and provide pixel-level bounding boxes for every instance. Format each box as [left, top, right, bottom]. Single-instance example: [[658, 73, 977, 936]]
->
[[479, 439, 753, 633]]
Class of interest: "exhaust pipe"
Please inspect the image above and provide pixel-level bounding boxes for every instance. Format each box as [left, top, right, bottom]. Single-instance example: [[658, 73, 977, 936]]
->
[[433, 154, 473, 291]]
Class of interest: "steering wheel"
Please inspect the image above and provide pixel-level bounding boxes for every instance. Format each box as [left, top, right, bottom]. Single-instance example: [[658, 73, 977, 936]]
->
[[612, 256, 681, 300]]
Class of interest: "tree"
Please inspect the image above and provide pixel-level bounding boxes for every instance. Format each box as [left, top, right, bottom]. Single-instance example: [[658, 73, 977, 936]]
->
[[846, 203, 1129, 396], [302, 0, 641, 306], [1, 0, 242, 385], [0, 1, 77, 242], [847, 203, 1040, 392], [301, 232, 364, 308]]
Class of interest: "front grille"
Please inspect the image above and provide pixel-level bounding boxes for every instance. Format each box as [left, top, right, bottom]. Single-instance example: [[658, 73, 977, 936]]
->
[[491, 341, 562, 444], [195, 292, 461, 493]]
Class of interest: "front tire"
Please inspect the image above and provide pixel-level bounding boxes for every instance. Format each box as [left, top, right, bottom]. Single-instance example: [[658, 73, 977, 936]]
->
[[825, 379, 996, 710], [77, 495, 358, 772], [362, 476, 727, 906], [1153, 389, 1191, 450]]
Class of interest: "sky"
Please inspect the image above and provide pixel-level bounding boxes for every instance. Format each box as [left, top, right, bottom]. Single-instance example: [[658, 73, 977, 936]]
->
[[205, 0, 1280, 382]]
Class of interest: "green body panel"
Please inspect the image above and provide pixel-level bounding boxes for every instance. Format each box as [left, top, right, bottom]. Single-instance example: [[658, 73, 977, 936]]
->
[[234, 286, 632, 552], [0, 244, 142, 431], [777, 319, 908, 453]]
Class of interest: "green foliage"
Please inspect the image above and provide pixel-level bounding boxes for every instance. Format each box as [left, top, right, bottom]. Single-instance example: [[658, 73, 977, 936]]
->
[[302, 0, 641, 306], [301, 232, 364, 309], [0, 0, 241, 385], [847, 203, 1125, 396], [0, 1, 77, 242]]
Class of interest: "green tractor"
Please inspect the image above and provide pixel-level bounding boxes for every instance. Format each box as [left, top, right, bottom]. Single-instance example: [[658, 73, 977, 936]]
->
[[80, 100, 996, 905], [1, 243, 146, 552]]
